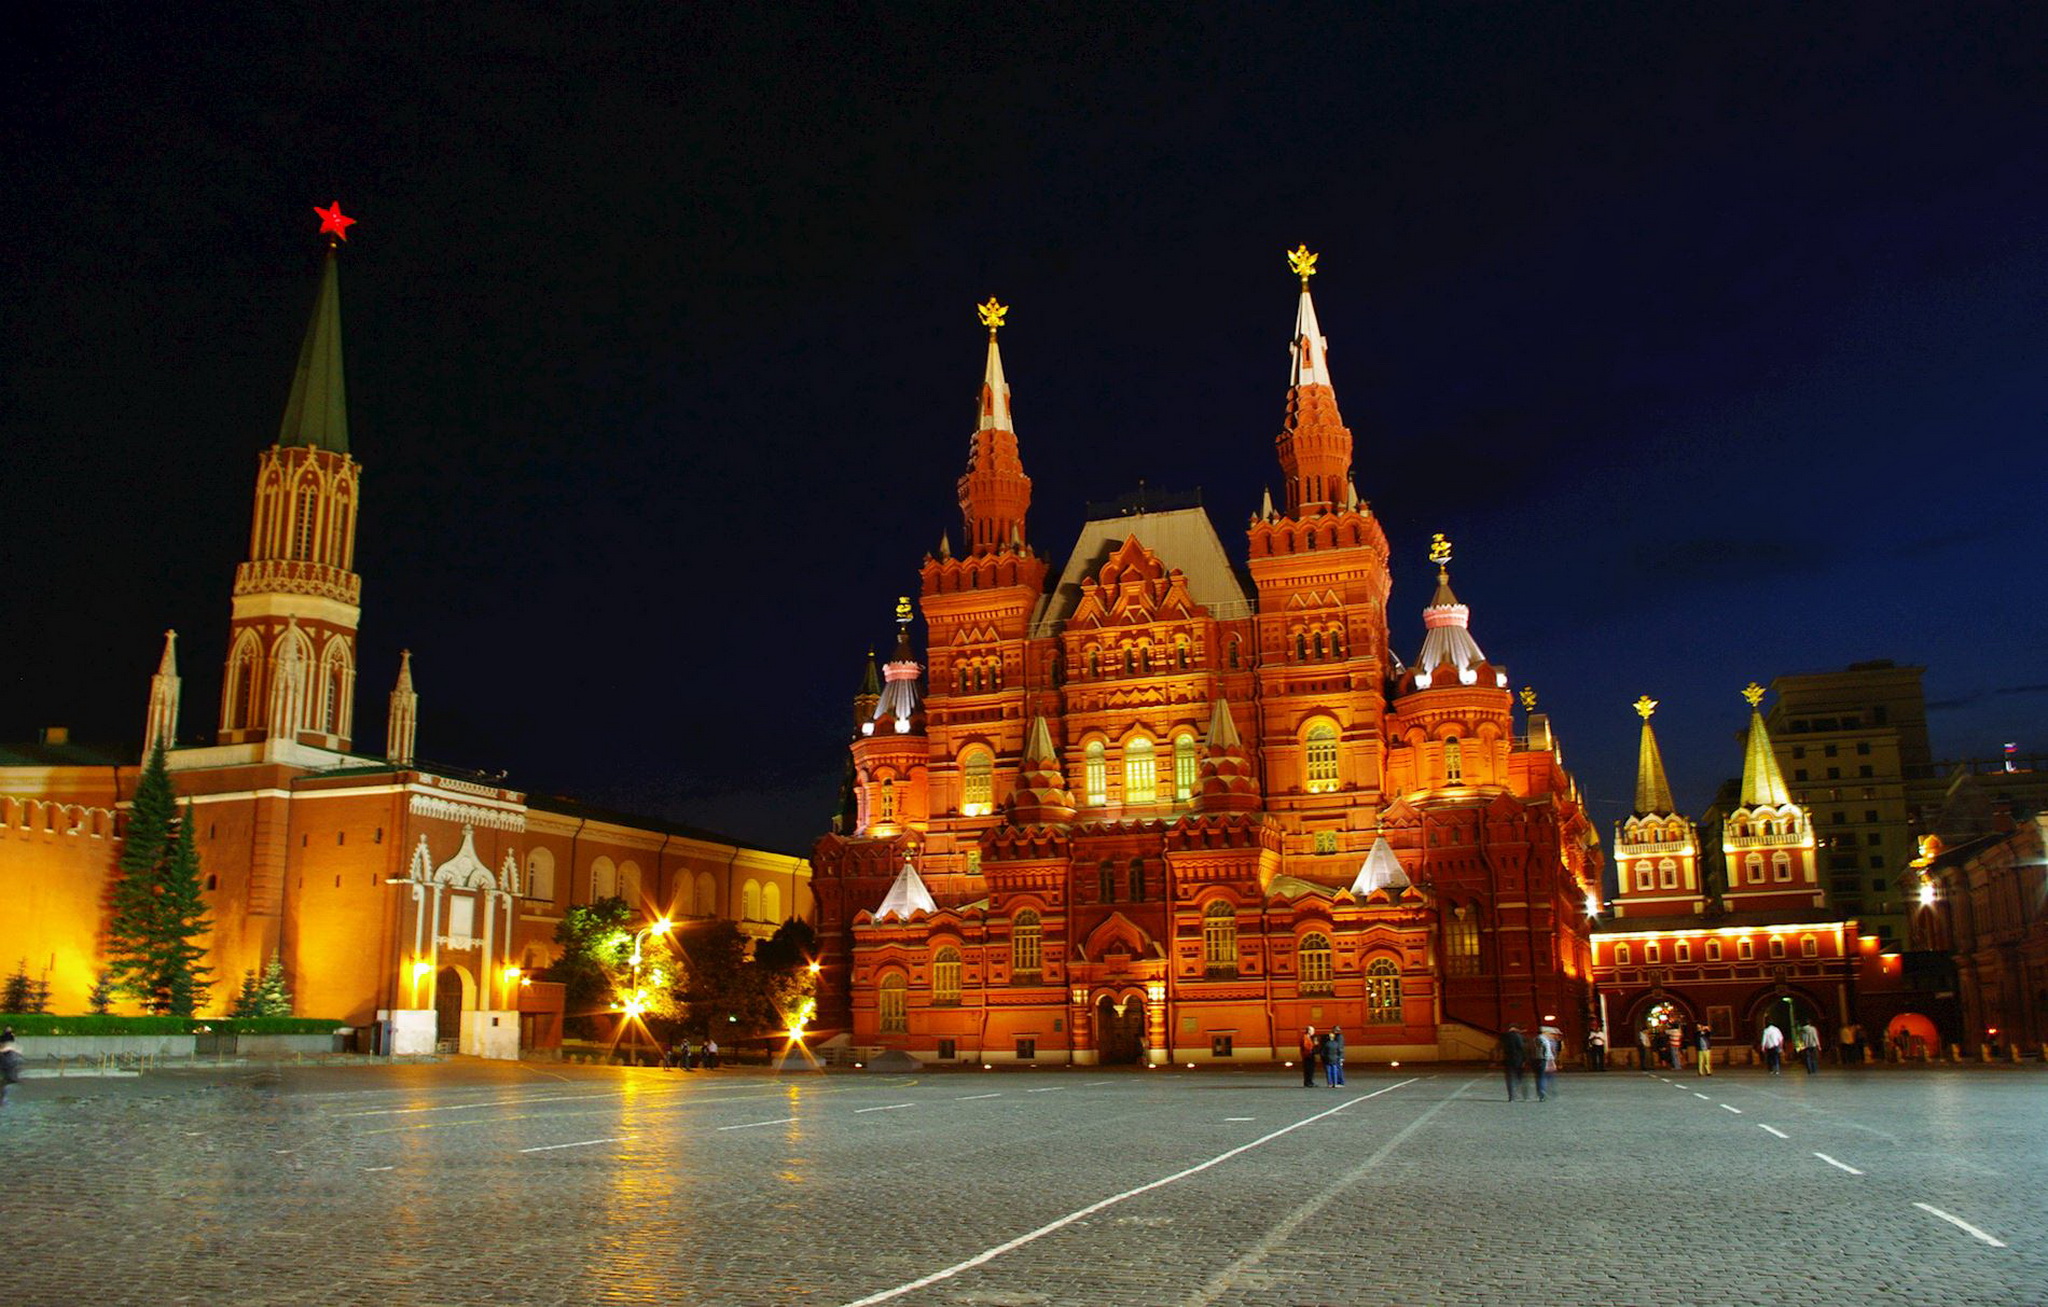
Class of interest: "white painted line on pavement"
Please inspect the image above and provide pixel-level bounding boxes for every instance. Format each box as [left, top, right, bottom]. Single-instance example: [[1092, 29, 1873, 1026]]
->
[[520, 1135, 633, 1153], [1914, 1202, 2005, 1247], [1694, 1092, 1710, 1100], [1025, 1087, 1062, 1093], [1224, 1117, 1255, 1122], [718, 1117, 798, 1131], [855, 1102, 914, 1114], [956, 1092, 1002, 1100], [1814, 1153, 1862, 1175], [361, 1166, 394, 1172], [1758, 1124, 1789, 1139], [836, 1076, 1424, 1307], [1720, 1104, 1743, 1114]]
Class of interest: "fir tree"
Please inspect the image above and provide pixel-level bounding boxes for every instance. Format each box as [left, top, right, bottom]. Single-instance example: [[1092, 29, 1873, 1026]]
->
[[87, 971, 117, 1015], [1, 961, 32, 1014], [229, 969, 262, 1018], [105, 746, 214, 1015], [249, 955, 293, 1017]]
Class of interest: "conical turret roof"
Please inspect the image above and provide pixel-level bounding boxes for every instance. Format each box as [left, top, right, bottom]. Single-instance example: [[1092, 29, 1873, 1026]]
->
[[1350, 837, 1411, 895], [1740, 703, 1792, 807], [874, 857, 938, 922], [1633, 699, 1677, 816], [278, 248, 349, 453]]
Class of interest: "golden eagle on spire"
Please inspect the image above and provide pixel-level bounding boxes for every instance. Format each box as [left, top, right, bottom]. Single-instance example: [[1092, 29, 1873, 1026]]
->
[[1741, 682, 1766, 708], [1520, 686, 1538, 712], [1286, 244, 1318, 284], [976, 297, 1009, 336], [1634, 695, 1659, 720], [1428, 533, 1453, 567], [895, 595, 914, 625]]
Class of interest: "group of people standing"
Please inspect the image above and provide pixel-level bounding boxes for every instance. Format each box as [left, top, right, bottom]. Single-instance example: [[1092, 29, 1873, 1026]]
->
[[1298, 1025, 1346, 1087], [1497, 1024, 1560, 1101], [661, 1036, 719, 1070], [1758, 1019, 1823, 1075]]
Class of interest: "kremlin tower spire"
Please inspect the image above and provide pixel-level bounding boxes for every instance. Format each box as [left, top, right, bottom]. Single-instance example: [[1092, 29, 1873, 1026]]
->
[[1721, 682, 1821, 913], [386, 650, 418, 767], [1611, 695, 1702, 918], [218, 204, 365, 753], [956, 297, 1033, 554], [1274, 245, 1353, 516], [143, 629, 181, 756]]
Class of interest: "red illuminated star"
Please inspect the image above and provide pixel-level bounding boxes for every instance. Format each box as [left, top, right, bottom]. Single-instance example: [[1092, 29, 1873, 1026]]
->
[[314, 202, 356, 241]]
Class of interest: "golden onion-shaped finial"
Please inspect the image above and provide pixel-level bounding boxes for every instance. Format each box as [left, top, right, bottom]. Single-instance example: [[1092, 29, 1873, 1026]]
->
[[1741, 681, 1766, 708], [976, 297, 1009, 336], [1286, 244, 1319, 284], [1634, 695, 1658, 720]]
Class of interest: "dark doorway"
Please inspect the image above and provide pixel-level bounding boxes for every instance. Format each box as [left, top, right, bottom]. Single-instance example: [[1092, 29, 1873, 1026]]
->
[[1096, 995, 1144, 1065], [435, 967, 464, 1050]]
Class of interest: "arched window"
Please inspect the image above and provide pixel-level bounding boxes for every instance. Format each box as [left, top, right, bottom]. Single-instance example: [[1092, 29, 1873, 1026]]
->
[[1772, 852, 1792, 882], [763, 882, 781, 923], [1738, 938, 1755, 960], [1745, 853, 1764, 884], [1615, 943, 1632, 966], [1086, 648, 1100, 677], [932, 948, 962, 1004], [1635, 863, 1654, 892], [1084, 742, 1107, 806], [1098, 860, 1116, 903], [1127, 857, 1145, 901], [1444, 736, 1464, 784], [741, 879, 762, 921], [1228, 639, 1241, 669], [1304, 722, 1339, 793], [879, 973, 907, 1032], [1299, 932, 1333, 994], [591, 856, 618, 903], [1175, 635, 1191, 668], [1011, 910, 1042, 976], [1203, 901, 1237, 973], [695, 871, 717, 917], [1658, 858, 1678, 889], [1706, 939, 1722, 962], [879, 778, 897, 823], [1769, 937, 1786, 959], [961, 749, 994, 817], [292, 478, 318, 560], [1124, 737, 1157, 804], [1366, 958, 1402, 1024], [1173, 733, 1198, 801], [1446, 910, 1480, 975], [525, 847, 557, 902]]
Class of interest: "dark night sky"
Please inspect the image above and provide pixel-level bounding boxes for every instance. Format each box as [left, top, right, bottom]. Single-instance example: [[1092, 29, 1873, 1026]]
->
[[5, 6, 2045, 854]]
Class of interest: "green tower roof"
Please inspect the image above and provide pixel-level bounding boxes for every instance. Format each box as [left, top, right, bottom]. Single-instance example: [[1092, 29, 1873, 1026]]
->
[[276, 247, 349, 453]]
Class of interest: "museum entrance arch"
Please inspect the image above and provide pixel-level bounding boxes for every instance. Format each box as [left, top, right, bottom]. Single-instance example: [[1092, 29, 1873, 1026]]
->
[[1096, 995, 1145, 1065]]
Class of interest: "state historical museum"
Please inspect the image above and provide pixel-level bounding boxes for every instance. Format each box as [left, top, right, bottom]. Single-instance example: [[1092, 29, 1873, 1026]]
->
[[811, 253, 1606, 1066]]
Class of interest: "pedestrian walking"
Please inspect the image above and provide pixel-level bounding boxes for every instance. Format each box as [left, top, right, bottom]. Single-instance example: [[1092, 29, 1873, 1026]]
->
[[1797, 1021, 1821, 1075], [1695, 1023, 1713, 1076], [0, 1027, 22, 1109], [675, 1037, 693, 1070], [704, 1037, 720, 1069], [1325, 1026, 1346, 1087], [1586, 1027, 1607, 1072], [1534, 1027, 1559, 1101], [1760, 1021, 1785, 1075], [1299, 1025, 1318, 1087], [1638, 1026, 1654, 1071], [1500, 1024, 1528, 1101]]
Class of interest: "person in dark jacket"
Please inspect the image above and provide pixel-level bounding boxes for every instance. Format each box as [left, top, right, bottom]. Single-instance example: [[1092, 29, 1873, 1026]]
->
[[0, 1027, 23, 1109], [1500, 1024, 1528, 1101], [1299, 1025, 1319, 1087], [1325, 1026, 1346, 1087]]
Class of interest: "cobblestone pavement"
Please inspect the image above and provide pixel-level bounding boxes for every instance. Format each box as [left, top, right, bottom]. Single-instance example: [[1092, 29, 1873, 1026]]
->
[[3, 1058, 2042, 1306]]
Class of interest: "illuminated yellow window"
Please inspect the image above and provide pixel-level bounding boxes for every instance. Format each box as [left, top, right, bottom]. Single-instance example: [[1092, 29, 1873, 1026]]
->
[[1299, 933, 1333, 994], [1124, 737, 1157, 804], [1203, 901, 1237, 972], [1011, 911, 1042, 975], [1444, 736, 1463, 784], [1447, 912, 1480, 975], [962, 749, 993, 817], [1305, 722, 1339, 793], [878, 778, 896, 823], [932, 948, 961, 1004], [1366, 958, 1402, 1024], [1173, 734, 1198, 801], [1084, 741, 1107, 806]]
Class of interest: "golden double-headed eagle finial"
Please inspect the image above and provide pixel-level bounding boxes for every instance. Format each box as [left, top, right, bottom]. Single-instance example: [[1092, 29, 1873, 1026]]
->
[[1286, 244, 1318, 285], [1428, 533, 1452, 567], [976, 297, 1009, 337], [895, 595, 913, 624], [1634, 695, 1659, 721], [1520, 686, 1538, 712], [1741, 682, 1766, 708]]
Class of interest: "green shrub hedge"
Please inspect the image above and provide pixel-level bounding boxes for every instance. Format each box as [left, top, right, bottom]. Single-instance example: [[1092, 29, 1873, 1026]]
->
[[0, 1014, 345, 1037]]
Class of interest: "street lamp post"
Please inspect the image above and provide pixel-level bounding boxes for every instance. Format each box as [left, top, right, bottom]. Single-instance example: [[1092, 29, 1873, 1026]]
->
[[624, 918, 672, 1062]]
